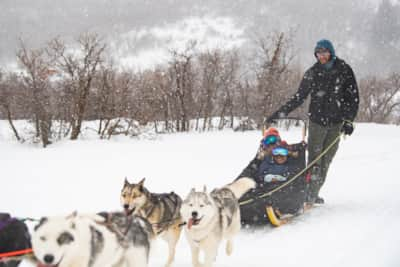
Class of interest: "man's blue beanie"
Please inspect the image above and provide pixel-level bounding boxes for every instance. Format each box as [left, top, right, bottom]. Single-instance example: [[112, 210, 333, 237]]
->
[[314, 39, 336, 59]]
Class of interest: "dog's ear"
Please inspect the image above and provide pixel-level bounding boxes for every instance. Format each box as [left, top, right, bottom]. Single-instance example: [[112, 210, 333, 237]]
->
[[124, 177, 130, 185], [138, 177, 146, 185], [66, 211, 78, 229], [203, 185, 207, 193], [190, 188, 196, 195], [34, 217, 48, 231], [138, 177, 145, 191], [66, 210, 78, 219]]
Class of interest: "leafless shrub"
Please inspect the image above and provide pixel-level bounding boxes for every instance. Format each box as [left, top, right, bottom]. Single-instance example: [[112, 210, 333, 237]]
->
[[358, 73, 400, 123]]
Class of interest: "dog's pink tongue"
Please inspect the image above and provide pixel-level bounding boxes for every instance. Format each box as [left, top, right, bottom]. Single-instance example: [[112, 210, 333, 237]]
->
[[37, 263, 54, 267], [188, 218, 194, 229]]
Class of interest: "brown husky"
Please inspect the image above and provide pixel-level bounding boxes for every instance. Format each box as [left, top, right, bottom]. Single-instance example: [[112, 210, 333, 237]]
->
[[120, 178, 182, 267]]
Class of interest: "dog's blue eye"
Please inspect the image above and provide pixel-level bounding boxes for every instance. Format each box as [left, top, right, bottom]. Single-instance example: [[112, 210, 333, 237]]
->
[[40, 236, 46, 241]]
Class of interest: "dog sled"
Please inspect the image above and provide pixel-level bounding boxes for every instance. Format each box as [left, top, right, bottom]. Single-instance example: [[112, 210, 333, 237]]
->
[[238, 118, 309, 227]]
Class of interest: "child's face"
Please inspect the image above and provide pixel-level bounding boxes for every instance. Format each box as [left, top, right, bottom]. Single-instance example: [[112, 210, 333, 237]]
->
[[273, 155, 288, 164]]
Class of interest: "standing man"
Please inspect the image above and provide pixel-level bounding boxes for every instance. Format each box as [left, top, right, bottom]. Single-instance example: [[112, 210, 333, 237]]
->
[[266, 39, 359, 204]]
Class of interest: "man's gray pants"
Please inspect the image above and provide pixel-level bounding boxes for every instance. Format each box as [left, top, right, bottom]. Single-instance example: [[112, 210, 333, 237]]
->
[[307, 121, 342, 201]]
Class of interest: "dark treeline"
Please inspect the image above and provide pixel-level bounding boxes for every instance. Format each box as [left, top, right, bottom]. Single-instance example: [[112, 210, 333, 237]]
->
[[0, 32, 399, 147]]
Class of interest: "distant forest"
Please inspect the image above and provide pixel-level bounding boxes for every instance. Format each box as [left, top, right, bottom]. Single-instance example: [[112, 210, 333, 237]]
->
[[0, 0, 399, 147]]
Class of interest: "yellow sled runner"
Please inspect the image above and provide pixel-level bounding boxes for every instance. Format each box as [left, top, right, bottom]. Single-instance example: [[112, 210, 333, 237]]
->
[[265, 203, 317, 227], [266, 206, 292, 226]]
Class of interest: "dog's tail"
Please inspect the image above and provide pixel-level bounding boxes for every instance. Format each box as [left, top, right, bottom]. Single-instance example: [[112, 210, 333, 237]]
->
[[226, 177, 256, 199]]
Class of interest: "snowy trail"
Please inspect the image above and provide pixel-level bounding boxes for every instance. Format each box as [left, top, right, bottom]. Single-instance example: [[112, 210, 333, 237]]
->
[[1, 122, 399, 267]]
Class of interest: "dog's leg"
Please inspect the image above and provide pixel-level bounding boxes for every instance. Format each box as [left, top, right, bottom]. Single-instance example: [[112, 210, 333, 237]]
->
[[226, 239, 233, 256], [203, 243, 218, 267], [125, 247, 148, 267], [162, 226, 181, 267], [224, 212, 240, 256], [189, 243, 201, 267]]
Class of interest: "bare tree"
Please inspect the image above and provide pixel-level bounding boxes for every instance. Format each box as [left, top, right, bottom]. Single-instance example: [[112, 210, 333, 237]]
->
[[143, 69, 174, 132], [168, 42, 196, 132], [130, 70, 161, 127], [47, 33, 106, 140], [196, 50, 222, 130], [234, 79, 258, 131], [91, 64, 118, 138], [358, 73, 400, 123], [17, 40, 53, 147], [217, 51, 240, 130], [0, 71, 22, 141], [254, 32, 295, 127]]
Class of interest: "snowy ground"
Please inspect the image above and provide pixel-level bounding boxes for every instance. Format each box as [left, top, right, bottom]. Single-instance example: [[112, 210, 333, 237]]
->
[[1, 122, 400, 267]]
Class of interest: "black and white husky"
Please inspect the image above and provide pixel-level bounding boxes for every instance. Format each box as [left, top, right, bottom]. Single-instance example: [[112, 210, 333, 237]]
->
[[31, 212, 153, 267], [181, 178, 255, 267]]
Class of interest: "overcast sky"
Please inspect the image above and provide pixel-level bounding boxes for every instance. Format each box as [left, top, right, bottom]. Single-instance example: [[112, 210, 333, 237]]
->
[[1, 0, 399, 76]]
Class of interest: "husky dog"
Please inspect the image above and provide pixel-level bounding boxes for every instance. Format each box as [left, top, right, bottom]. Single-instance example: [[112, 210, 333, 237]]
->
[[31, 212, 153, 267], [120, 178, 182, 267], [181, 178, 255, 267]]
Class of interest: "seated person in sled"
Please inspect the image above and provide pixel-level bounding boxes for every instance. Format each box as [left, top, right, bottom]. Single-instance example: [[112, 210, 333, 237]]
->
[[258, 145, 292, 185], [237, 127, 283, 181], [237, 128, 307, 225], [237, 127, 302, 183]]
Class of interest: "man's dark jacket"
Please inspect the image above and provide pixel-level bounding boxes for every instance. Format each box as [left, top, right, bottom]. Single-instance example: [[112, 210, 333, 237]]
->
[[274, 58, 359, 126]]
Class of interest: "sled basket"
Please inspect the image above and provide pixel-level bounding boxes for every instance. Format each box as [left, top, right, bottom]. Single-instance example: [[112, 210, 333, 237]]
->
[[239, 142, 307, 227], [239, 118, 309, 227]]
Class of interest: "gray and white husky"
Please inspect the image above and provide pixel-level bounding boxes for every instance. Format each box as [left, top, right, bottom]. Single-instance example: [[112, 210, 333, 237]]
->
[[181, 178, 255, 267], [32, 212, 153, 267]]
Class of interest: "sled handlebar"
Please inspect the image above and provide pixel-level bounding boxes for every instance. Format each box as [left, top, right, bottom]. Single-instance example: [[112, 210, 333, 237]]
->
[[263, 117, 307, 142]]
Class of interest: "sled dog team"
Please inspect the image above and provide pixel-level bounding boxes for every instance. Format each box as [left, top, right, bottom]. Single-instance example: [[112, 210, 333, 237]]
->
[[31, 177, 256, 267]]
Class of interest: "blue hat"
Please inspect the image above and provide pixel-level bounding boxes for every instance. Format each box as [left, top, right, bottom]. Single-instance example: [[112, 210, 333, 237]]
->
[[314, 39, 336, 60]]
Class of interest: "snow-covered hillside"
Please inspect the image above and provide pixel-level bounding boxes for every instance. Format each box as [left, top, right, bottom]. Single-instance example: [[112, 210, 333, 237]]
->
[[1, 123, 400, 267]]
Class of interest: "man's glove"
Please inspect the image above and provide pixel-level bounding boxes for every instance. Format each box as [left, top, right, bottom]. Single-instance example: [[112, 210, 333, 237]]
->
[[341, 121, 354, 136]]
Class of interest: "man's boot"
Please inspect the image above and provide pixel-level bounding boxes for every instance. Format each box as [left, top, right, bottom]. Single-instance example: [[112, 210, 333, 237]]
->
[[305, 165, 322, 204], [311, 166, 325, 204], [315, 196, 325, 204]]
